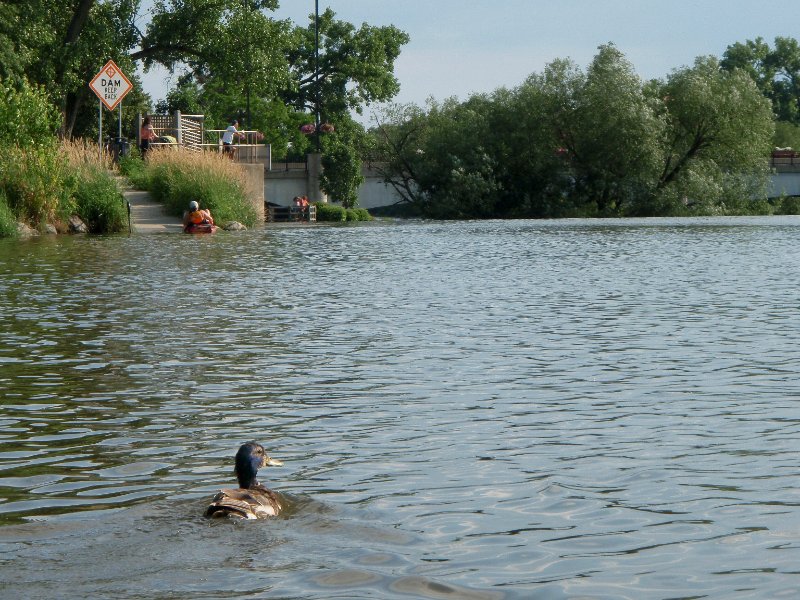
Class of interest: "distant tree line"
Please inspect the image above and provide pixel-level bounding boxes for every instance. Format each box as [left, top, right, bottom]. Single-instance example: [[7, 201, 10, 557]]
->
[[372, 44, 779, 219], [720, 36, 800, 149]]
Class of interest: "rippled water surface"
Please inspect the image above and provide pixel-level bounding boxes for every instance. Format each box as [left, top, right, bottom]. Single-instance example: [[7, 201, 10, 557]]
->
[[2, 217, 800, 599]]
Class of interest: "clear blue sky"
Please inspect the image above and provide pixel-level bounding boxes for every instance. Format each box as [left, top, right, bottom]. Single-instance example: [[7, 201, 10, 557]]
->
[[139, 0, 800, 120]]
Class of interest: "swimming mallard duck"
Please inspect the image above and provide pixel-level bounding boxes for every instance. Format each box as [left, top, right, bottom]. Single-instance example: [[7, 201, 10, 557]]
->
[[205, 442, 284, 519]]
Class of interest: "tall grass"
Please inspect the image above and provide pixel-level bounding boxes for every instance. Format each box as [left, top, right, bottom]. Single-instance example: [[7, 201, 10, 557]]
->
[[61, 139, 127, 234], [0, 189, 17, 238], [0, 138, 126, 236], [138, 149, 257, 226]]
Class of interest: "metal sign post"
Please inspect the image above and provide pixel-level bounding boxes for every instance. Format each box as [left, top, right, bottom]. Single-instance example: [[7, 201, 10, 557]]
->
[[98, 101, 103, 160], [89, 60, 133, 157]]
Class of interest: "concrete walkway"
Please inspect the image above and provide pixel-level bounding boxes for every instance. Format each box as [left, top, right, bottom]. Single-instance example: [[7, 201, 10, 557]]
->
[[116, 177, 183, 233]]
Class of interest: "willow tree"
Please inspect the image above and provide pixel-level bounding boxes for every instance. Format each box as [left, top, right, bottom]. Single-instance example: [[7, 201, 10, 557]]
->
[[374, 46, 775, 219], [722, 36, 800, 123], [649, 56, 774, 214]]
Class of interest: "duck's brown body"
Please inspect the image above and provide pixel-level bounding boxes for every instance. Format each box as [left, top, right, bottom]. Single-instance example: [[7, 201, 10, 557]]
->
[[205, 485, 283, 519], [205, 442, 284, 519]]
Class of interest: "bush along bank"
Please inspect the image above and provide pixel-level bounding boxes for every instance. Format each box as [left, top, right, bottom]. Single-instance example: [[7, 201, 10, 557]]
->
[[120, 149, 257, 227], [0, 140, 128, 238], [0, 79, 127, 238], [314, 202, 372, 222]]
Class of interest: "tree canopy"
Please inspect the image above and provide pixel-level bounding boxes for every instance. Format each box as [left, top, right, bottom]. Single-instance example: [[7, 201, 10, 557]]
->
[[373, 45, 774, 219], [0, 1, 408, 143], [721, 36, 800, 123]]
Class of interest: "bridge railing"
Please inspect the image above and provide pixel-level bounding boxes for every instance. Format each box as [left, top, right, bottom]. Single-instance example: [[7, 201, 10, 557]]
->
[[771, 150, 800, 171]]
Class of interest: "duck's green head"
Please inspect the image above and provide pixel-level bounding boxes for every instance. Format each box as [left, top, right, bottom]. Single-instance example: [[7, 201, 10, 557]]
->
[[234, 442, 283, 488]]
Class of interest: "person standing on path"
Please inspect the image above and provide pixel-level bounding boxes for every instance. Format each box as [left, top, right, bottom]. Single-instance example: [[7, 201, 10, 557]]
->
[[140, 116, 157, 160]]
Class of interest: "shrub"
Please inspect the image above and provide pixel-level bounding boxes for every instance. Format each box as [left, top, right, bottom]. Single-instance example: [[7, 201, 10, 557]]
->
[[776, 195, 800, 215], [314, 202, 346, 222], [72, 168, 127, 233], [60, 139, 126, 233], [0, 78, 60, 148], [346, 207, 372, 221], [0, 145, 72, 225], [119, 152, 149, 188]]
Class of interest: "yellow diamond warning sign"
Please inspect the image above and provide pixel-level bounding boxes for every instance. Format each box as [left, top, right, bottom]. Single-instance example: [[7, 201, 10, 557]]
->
[[89, 60, 133, 111]]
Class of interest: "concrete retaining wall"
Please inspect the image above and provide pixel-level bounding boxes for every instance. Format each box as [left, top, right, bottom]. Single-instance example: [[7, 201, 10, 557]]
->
[[769, 172, 800, 197], [240, 163, 265, 221], [265, 163, 403, 209], [265, 167, 800, 211]]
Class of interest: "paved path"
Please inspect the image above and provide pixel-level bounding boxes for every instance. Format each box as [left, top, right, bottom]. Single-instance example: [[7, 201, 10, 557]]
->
[[116, 177, 183, 234]]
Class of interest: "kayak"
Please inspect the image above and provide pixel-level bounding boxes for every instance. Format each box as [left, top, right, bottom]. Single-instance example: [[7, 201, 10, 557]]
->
[[184, 223, 218, 234]]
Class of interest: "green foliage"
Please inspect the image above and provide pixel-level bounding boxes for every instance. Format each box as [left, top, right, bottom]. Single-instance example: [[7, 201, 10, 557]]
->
[[0, 145, 72, 225], [346, 208, 372, 221], [722, 36, 800, 123], [774, 195, 800, 214], [0, 78, 60, 148], [374, 45, 775, 219], [314, 202, 346, 222], [0, 189, 18, 238], [652, 57, 773, 212], [312, 202, 371, 222], [118, 152, 148, 186], [320, 120, 366, 208], [282, 8, 409, 117], [72, 167, 127, 233], [774, 121, 800, 149]]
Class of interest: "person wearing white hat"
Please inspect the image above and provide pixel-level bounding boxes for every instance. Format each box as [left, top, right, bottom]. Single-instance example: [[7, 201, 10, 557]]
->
[[182, 200, 215, 232]]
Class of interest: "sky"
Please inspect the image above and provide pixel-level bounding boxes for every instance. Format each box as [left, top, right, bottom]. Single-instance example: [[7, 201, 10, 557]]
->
[[138, 0, 800, 123]]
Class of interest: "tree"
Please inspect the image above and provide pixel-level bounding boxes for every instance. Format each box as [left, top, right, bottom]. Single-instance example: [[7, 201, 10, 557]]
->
[[319, 120, 365, 208], [374, 46, 775, 219], [555, 44, 664, 214], [652, 56, 774, 213], [722, 36, 800, 123], [282, 8, 408, 120], [373, 98, 502, 218]]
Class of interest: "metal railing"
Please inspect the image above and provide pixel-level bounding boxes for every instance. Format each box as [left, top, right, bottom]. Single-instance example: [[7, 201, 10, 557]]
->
[[771, 151, 800, 170], [271, 155, 308, 172], [266, 205, 317, 222], [203, 129, 268, 164]]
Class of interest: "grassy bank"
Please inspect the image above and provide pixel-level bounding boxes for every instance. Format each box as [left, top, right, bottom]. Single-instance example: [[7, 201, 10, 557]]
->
[[121, 149, 257, 227], [0, 139, 127, 237]]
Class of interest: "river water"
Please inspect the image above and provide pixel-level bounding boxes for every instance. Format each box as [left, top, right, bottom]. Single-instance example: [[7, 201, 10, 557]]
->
[[1, 217, 800, 599]]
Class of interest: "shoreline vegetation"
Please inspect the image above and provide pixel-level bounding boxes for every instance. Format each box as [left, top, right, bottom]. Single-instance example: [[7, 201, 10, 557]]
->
[[6, 31, 800, 235], [0, 80, 129, 238]]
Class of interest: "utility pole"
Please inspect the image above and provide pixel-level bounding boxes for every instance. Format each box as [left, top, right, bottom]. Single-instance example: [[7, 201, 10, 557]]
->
[[314, 0, 321, 152]]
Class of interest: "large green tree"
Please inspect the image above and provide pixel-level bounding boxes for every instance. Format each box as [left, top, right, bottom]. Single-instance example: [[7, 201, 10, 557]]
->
[[649, 56, 774, 214], [722, 36, 800, 123], [2, 1, 407, 148], [374, 46, 774, 219]]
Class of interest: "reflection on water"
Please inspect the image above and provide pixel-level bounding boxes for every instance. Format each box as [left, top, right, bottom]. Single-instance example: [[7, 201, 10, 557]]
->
[[2, 217, 800, 598]]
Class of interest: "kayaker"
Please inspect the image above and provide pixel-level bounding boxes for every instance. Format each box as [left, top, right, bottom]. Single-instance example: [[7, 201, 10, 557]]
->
[[183, 200, 214, 232]]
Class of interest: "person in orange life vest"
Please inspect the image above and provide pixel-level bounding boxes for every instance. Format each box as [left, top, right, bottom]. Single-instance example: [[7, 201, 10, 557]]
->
[[182, 200, 214, 231]]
